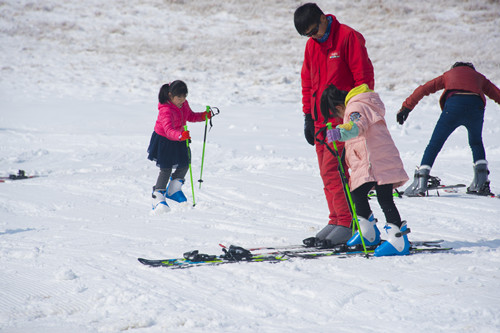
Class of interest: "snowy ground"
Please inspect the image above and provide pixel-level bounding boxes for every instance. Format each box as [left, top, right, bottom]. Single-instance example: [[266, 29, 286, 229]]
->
[[1, 1, 500, 332]]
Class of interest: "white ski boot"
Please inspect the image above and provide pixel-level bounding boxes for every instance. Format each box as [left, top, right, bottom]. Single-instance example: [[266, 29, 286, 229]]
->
[[151, 187, 170, 213], [374, 222, 410, 256], [347, 214, 380, 247], [166, 178, 188, 204]]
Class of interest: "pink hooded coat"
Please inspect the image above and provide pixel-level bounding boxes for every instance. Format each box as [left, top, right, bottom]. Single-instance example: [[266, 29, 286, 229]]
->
[[154, 101, 205, 141], [343, 92, 408, 191]]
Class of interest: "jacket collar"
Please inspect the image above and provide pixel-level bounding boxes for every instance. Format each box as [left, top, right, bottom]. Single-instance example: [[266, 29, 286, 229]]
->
[[313, 14, 339, 49]]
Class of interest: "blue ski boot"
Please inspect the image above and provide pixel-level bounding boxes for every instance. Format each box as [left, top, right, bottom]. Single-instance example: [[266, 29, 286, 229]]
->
[[347, 214, 380, 247], [152, 187, 170, 213], [374, 222, 410, 257], [166, 178, 188, 204]]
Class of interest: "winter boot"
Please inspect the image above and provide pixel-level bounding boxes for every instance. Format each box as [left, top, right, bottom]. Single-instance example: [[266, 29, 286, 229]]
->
[[316, 224, 336, 240], [374, 222, 410, 257], [404, 165, 431, 197], [302, 224, 337, 247], [467, 160, 493, 196], [306, 224, 352, 248], [323, 225, 352, 247], [166, 178, 188, 203], [347, 214, 381, 247], [152, 186, 170, 213]]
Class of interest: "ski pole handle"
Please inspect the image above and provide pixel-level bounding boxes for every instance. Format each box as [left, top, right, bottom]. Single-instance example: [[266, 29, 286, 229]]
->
[[184, 125, 190, 147], [326, 122, 339, 153]]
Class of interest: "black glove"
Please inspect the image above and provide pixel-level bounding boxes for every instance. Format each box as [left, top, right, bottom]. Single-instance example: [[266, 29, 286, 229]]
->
[[397, 107, 412, 125], [304, 114, 315, 146]]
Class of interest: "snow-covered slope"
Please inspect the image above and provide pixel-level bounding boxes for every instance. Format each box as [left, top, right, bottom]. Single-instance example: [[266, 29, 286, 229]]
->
[[1, 1, 499, 332]]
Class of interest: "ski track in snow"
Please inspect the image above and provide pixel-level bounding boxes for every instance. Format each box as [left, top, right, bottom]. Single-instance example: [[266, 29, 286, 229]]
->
[[1, 0, 500, 332]]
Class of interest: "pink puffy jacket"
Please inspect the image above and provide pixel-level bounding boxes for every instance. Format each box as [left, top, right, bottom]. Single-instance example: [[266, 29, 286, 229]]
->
[[343, 92, 408, 191], [154, 101, 205, 141]]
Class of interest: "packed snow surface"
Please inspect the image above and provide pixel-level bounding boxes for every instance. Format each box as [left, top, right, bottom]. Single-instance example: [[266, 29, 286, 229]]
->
[[1, 0, 500, 332]]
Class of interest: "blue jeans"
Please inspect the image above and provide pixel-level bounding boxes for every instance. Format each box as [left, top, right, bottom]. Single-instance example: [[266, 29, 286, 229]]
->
[[421, 94, 485, 167]]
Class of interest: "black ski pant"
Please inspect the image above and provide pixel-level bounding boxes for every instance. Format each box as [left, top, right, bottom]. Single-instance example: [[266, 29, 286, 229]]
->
[[350, 182, 402, 228]]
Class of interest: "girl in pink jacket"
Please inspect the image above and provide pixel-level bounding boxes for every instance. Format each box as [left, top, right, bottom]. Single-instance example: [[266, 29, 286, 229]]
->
[[322, 84, 410, 256], [147, 80, 209, 213]]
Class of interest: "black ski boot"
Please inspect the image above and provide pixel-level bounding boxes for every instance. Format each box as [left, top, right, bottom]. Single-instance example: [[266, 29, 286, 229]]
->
[[404, 166, 431, 197]]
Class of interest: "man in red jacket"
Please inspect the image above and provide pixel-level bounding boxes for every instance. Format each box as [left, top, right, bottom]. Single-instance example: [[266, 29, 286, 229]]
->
[[398, 62, 500, 197], [294, 3, 374, 246]]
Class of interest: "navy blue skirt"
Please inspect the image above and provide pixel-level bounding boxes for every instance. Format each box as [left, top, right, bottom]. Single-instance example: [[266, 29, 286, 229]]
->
[[147, 131, 190, 169]]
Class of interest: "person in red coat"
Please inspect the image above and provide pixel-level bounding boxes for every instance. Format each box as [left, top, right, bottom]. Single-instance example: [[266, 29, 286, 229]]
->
[[397, 62, 500, 197], [294, 3, 374, 246]]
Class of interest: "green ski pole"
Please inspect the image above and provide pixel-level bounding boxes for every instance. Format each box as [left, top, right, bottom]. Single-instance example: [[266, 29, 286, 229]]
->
[[326, 122, 367, 255], [198, 106, 210, 189], [184, 125, 196, 207]]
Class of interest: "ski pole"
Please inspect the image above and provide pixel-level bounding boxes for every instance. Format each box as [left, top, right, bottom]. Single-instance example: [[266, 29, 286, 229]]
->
[[184, 125, 196, 207], [198, 106, 210, 189], [198, 106, 220, 189], [326, 123, 368, 255]]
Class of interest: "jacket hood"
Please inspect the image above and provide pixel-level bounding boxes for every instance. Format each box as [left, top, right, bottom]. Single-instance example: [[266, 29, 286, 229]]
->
[[346, 85, 385, 118], [345, 84, 373, 104]]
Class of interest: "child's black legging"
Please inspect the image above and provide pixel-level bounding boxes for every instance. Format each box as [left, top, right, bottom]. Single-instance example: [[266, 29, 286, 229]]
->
[[350, 182, 402, 227], [154, 166, 189, 190]]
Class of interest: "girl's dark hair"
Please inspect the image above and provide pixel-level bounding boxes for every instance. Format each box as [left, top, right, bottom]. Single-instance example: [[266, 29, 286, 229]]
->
[[158, 80, 188, 104], [320, 85, 348, 122], [294, 3, 324, 36], [452, 62, 475, 70]]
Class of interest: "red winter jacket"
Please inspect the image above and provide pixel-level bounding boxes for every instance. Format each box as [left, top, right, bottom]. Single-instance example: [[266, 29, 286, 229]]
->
[[403, 66, 500, 111], [301, 14, 374, 128], [154, 101, 205, 141]]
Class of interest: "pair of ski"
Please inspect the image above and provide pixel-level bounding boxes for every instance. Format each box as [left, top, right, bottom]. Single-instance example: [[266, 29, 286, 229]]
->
[[373, 184, 498, 199], [369, 175, 497, 198], [0, 170, 40, 183], [368, 183, 467, 199], [138, 240, 451, 269]]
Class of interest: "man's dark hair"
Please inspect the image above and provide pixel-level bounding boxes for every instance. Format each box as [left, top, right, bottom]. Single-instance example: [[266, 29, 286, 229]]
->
[[452, 62, 475, 70], [320, 84, 348, 122], [294, 3, 324, 36], [158, 80, 188, 104]]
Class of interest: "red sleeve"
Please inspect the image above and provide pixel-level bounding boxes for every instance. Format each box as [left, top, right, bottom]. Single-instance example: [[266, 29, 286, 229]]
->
[[482, 78, 500, 106], [344, 31, 374, 90], [184, 101, 206, 123], [300, 45, 312, 116], [403, 75, 445, 110], [161, 109, 183, 141]]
